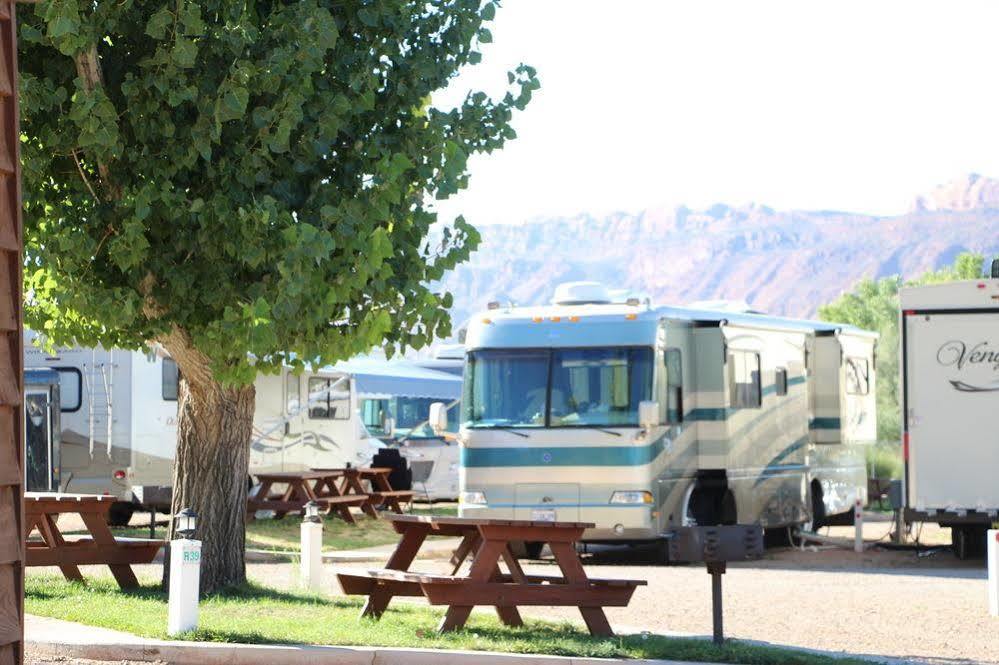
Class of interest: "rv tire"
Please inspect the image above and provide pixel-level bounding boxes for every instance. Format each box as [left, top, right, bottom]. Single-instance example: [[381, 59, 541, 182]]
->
[[107, 502, 135, 527]]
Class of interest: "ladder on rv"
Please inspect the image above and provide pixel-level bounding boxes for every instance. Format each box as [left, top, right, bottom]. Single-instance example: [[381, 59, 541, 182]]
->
[[83, 349, 114, 460]]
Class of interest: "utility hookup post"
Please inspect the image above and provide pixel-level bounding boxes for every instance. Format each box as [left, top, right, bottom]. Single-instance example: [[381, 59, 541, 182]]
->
[[167, 508, 200, 637], [707, 561, 726, 645], [987, 529, 998, 617], [301, 501, 324, 592], [854, 494, 864, 553]]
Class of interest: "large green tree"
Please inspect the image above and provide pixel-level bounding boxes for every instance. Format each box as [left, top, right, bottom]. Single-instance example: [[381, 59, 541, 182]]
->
[[19, 0, 537, 591], [819, 253, 990, 443]]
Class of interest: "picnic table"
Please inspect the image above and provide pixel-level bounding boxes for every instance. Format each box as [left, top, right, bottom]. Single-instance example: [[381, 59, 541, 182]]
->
[[24, 493, 162, 589], [336, 515, 645, 636], [248, 470, 368, 524], [313, 467, 414, 518]]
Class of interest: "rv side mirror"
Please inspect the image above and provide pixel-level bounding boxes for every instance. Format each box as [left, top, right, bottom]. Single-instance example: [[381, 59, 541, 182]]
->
[[429, 402, 448, 435], [639, 401, 660, 429]]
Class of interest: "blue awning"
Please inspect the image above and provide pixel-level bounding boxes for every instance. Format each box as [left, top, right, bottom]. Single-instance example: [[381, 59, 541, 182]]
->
[[324, 358, 462, 400]]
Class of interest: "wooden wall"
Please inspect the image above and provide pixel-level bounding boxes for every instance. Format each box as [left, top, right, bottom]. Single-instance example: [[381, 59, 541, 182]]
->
[[0, 1, 22, 664]]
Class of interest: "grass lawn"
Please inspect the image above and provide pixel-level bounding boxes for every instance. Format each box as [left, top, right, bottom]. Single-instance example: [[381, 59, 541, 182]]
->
[[25, 574, 867, 665], [82, 504, 458, 553]]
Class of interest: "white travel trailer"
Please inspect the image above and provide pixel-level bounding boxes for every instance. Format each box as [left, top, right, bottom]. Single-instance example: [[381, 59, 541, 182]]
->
[[24, 332, 380, 524], [452, 282, 876, 557], [900, 264, 999, 557]]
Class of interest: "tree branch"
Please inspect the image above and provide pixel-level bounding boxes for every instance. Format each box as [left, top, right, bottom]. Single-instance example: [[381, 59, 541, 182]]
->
[[73, 43, 120, 200]]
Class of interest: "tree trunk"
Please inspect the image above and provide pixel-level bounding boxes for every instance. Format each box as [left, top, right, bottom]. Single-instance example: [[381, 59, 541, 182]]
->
[[160, 328, 255, 594]]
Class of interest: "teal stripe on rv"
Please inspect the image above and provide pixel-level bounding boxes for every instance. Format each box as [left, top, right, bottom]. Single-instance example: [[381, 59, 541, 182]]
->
[[753, 435, 809, 487], [809, 417, 841, 430], [461, 432, 672, 468]]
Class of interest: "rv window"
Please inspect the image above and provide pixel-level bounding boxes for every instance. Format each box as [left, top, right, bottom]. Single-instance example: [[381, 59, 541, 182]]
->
[[729, 351, 761, 408], [845, 357, 870, 395], [308, 377, 350, 420], [285, 372, 300, 414], [775, 368, 788, 396], [162, 358, 180, 401], [665, 348, 683, 423], [55, 367, 82, 412], [361, 398, 389, 435]]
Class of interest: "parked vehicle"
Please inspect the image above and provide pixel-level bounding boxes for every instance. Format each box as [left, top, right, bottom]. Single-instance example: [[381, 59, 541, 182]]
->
[[24, 368, 61, 493], [447, 281, 876, 557], [351, 355, 463, 501], [899, 261, 999, 558], [24, 331, 381, 524]]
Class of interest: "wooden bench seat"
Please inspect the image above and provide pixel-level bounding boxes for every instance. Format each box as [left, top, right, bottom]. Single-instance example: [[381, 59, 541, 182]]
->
[[336, 569, 645, 606], [26, 536, 162, 567]]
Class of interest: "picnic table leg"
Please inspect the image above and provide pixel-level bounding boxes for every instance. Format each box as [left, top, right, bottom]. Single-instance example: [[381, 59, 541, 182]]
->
[[352, 474, 379, 519], [549, 542, 613, 637], [449, 532, 480, 575], [273, 482, 297, 519], [490, 555, 523, 628], [35, 513, 85, 583], [79, 511, 140, 590], [360, 525, 430, 619], [438, 538, 507, 633]]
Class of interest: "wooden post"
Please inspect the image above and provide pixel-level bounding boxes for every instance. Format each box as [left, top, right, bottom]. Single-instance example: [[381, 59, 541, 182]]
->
[[0, 2, 23, 663]]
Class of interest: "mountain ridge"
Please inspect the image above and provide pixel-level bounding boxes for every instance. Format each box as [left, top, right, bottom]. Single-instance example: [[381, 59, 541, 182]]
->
[[436, 176, 999, 326]]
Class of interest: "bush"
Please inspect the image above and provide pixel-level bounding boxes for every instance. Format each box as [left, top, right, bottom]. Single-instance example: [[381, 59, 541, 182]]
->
[[866, 442, 902, 480]]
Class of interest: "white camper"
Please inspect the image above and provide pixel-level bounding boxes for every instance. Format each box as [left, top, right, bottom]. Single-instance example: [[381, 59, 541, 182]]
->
[[24, 332, 380, 524], [900, 265, 999, 557]]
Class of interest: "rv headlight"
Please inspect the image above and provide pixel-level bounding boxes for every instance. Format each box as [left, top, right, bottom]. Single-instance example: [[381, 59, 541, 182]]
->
[[460, 491, 487, 506], [609, 491, 653, 505]]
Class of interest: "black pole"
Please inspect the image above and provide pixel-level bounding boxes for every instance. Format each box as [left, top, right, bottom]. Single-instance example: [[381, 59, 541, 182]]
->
[[708, 562, 725, 645], [149, 506, 156, 539]]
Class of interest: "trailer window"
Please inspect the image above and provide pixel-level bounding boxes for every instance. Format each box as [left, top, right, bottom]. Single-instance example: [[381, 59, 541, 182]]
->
[[285, 372, 300, 414], [308, 377, 350, 419], [846, 357, 870, 395], [665, 348, 683, 423], [362, 398, 389, 434], [55, 367, 82, 412], [729, 351, 761, 408], [162, 358, 180, 401], [775, 368, 788, 396]]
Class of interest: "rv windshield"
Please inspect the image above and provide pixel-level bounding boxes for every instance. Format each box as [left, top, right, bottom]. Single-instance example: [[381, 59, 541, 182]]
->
[[463, 347, 653, 429]]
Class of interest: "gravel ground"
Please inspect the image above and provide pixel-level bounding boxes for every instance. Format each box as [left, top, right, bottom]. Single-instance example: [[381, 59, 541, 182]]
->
[[26, 516, 996, 665]]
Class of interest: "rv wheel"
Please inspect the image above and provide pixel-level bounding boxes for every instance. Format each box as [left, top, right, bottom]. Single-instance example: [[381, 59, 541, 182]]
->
[[107, 502, 136, 527]]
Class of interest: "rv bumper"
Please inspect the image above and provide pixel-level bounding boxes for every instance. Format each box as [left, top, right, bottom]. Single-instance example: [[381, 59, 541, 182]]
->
[[131, 485, 173, 511], [458, 503, 656, 539]]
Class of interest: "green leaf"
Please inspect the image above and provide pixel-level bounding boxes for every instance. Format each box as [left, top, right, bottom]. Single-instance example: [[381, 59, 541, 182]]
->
[[145, 8, 172, 39]]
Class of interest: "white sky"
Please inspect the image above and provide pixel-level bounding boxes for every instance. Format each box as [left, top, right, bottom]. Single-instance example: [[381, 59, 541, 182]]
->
[[433, 0, 999, 225]]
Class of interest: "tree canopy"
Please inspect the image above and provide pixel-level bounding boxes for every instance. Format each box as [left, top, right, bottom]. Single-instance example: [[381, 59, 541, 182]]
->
[[818, 253, 991, 442], [20, 0, 538, 380]]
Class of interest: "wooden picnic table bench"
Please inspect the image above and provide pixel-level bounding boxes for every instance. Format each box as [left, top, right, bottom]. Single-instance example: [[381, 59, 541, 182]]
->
[[312, 466, 414, 517], [24, 493, 163, 589], [336, 514, 645, 636], [248, 471, 368, 524]]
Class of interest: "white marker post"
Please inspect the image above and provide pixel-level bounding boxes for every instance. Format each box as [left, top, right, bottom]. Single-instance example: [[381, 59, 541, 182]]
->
[[988, 529, 999, 617], [854, 494, 864, 553], [167, 508, 201, 636], [300, 501, 324, 592]]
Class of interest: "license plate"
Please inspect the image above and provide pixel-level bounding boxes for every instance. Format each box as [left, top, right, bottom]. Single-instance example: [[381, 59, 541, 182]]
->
[[531, 509, 556, 522]]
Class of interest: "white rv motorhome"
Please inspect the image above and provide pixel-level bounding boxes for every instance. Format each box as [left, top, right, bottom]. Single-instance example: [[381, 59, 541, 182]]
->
[[900, 264, 999, 557], [24, 332, 380, 524], [451, 282, 876, 558]]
